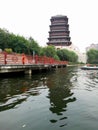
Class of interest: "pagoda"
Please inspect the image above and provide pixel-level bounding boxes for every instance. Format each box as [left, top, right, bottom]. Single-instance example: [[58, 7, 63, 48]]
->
[[47, 15, 72, 49]]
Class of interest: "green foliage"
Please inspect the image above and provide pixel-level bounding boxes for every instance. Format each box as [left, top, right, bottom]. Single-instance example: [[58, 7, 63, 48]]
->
[[0, 28, 40, 55], [87, 49, 98, 64], [0, 28, 78, 63], [57, 49, 78, 62], [57, 49, 68, 60], [12, 35, 28, 54], [4, 48, 13, 53], [53, 54, 60, 60], [0, 28, 10, 49], [68, 50, 78, 62], [28, 37, 40, 55], [40, 45, 57, 57], [45, 46, 56, 57]]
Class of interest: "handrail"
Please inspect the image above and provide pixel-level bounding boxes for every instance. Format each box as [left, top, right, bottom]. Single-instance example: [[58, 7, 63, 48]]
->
[[0, 52, 68, 65]]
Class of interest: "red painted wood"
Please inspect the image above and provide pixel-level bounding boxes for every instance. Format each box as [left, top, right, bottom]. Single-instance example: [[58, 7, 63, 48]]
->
[[0, 52, 68, 65]]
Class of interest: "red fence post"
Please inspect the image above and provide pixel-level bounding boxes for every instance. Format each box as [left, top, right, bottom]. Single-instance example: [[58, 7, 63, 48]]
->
[[43, 56, 46, 64], [35, 55, 38, 64], [4, 52, 7, 64], [1, 51, 68, 66]]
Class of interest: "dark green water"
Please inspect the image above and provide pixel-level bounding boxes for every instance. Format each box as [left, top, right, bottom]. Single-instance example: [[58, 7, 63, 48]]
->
[[0, 66, 98, 130]]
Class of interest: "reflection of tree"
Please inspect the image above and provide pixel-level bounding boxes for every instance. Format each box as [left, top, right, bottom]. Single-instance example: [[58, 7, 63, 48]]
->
[[0, 76, 47, 112], [47, 86, 76, 127], [48, 88, 75, 115], [46, 68, 77, 127], [0, 97, 27, 112]]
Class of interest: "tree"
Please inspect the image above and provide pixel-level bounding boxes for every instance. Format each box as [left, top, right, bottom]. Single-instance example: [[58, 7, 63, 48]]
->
[[40, 45, 57, 58], [28, 37, 40, 55], [0, 28, 41, 55], [87, 49, 98, 64], [57, 49, 78, 62], [0, 28, 10, 49]]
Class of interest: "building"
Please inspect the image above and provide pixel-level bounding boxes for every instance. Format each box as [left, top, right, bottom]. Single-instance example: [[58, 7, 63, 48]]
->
[[86, 43, 98, 52], [67, 44, 87, 63], [47, 15, 72, 49], [47, 15, 87, 63]]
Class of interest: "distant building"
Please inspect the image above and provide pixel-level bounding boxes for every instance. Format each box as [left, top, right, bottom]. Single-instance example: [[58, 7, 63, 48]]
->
[[47, 15, 72, 49], [78, 53, 87, 63], [68, 44, 87, 63], [47, 15, 87, 63], [86, 43, 98, 52]]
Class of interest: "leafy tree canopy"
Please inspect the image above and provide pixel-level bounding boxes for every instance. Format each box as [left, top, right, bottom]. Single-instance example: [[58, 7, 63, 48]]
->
[[57, 48, 78, 62], [0, 28, 78, 63], [0, 28, 40, 55], [87, 49, 98, 64]]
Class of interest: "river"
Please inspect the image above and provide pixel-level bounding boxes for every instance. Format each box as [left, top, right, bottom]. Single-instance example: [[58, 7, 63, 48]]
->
[[0, 66, 98, 130]]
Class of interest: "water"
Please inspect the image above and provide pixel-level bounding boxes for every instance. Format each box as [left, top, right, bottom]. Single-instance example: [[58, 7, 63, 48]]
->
[[0, 66, 98, 130]]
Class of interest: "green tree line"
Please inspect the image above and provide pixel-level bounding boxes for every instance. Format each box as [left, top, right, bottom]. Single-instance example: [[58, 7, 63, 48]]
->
[[87, 49, 98, 64], [0, 28, 78, 63]]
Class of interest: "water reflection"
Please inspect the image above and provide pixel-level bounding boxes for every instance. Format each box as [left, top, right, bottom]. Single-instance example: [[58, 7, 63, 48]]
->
[[0, 67, 98, 130], [0, 75, 47, 112], [0, 67, 77, 128], [46, 68, 77, 127], [74, 69, 98, 91], [0, 96, 27, 111]]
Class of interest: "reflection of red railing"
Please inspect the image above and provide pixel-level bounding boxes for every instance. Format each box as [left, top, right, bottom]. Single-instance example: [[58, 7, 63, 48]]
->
[[0, 52, 68, 65]]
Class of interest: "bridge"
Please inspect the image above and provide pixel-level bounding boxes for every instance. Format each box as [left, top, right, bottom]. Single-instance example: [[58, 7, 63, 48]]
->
[[0, 52, 68, 75]]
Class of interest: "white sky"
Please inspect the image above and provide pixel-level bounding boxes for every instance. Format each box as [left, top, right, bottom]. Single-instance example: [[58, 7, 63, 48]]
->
[[0, 0, 98, 52]]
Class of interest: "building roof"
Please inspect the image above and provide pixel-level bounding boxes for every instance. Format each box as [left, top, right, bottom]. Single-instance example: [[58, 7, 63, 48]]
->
[[52, 15, 67, 18]]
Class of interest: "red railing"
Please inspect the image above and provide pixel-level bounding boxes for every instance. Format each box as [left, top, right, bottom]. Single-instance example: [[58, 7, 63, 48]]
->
[[0, 52, 68, 65]]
